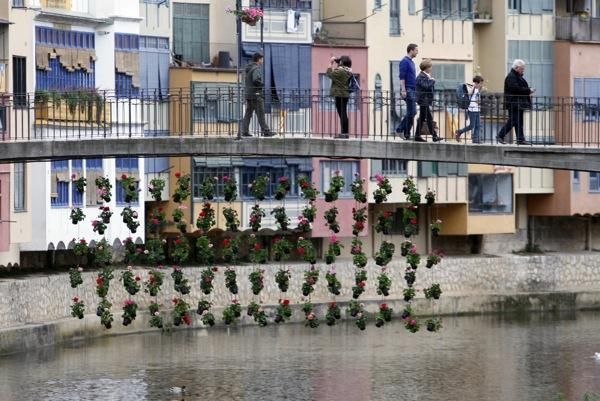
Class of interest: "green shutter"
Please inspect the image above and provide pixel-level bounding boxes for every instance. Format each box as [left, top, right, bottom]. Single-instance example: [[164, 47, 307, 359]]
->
[[418, 162, 435, 178]]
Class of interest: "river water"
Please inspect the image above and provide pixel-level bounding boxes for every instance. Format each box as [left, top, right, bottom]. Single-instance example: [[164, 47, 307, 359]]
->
[[1, 311, 600, 401]]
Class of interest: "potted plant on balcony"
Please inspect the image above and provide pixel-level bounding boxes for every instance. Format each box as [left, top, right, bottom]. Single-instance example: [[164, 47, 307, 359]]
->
[[72, 173, 86, 194], [301, 203, 317, 223], [172, 172, 191, 203], [273, 236, 293, 262], [325, 269, 342, 295], [373, 173, 392, 204], [296, 215, 311, 232], [249, 204, 265, 232], [274, 176, 291, 200], [226, 6, 265, 27], [297, 237, 317, 265], [324, 171, 344, 202], [275, 268, 291, 292], [195, 202, 216, 234], [196, 236, 215, 266], [221, 237, 240, 264], [250, 175, 269, 201], [200, 176, 217, 201], [351, 175, 367, 203], [120, 174, 139, 203], [424, 283, 442, 300], [374, 210, 394, 235], [352, 207, 368, 236], [430, 219, 442, 237]]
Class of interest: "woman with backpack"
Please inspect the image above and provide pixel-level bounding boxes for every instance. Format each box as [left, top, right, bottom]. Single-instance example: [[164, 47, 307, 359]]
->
[[455, 75, 484, 144], [326, 55, 353, 138], [415, 58, 442, 142]]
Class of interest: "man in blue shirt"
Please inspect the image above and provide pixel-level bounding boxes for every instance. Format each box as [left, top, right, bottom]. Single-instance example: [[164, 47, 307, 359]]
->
[[395, 43, 419, 140]]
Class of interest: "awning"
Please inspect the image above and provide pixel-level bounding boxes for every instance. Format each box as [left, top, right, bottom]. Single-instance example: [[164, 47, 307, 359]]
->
[[242, 157, 312, 171]]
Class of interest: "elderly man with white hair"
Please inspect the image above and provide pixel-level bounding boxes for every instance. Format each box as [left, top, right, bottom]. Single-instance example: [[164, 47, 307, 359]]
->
[[496, 59, 536, 145]]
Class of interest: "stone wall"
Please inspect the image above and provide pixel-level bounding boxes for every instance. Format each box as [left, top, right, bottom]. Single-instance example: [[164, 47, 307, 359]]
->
[[2, 253, 600, 334]]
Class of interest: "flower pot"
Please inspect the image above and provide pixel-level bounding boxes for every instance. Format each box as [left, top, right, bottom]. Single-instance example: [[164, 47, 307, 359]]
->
[[302, 288, 312, 297], [242, 15, 258, 26], [125, 195, 133, 203], [153, 194, 162, 202], [228, 224, 238, 232], [334, 248, 341, 257], [375, 318, 384, 328], [179, 286, 190, 295], [380, 288, 390, 297], [127, 287, 138, 296], [224, 317, 232, 325], [252, 226, 259, 233], [331, 225, 340, 234], [427, 198, 435, 206], [149, 288, 158, 297], [96, 307, 103, 317], [123, 317, 132, 326], [427, 322, 436, 332], [129, 226, 137, 234], [432, 228, 439, 237], [274, 254, 282, 262], [324, 192, 337, 202], [173, 193, 181, 203], [275, 192, 285, 200], [409, 262, 418, 270], [403, 295, 413, 302], [274, 314, 284, 324], [104, 322, 112, 330], [173, 216, 181, 223], [309, 259, 317, 265], [357, 321, 366, 330], [72, 219, 79, 225], [173, 316, 182, 326], [325, 255, 335, 264], [374, 195, 384, 204], [98, 229, 105, 235], [179, 226, 187, 234], [426, 260, 434, 268], [382, 228, 390, 235], [401, 249, 408, 257], [433, 294, 440, 300]]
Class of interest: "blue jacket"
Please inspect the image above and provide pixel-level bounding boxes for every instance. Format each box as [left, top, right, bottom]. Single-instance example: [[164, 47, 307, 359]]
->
[[399, 56, 416, 90]]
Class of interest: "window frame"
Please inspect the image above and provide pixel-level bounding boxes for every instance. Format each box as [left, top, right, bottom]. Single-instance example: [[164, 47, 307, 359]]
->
[[389, 0, 401, 35], [13, 163, 26, 212], [468, 173, 514, 214], [320, 160, 360, 199], [115, 158, 140, 206], [573, 171, 580, 192], [589, 172, 600, 193], [12, 56, 27, 108], [192, 166, 235, 200], [240, 166, 300, 200]]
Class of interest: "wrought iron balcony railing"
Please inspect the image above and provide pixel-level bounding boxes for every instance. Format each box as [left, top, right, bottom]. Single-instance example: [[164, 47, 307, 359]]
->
[[0, 89, 599, 148]]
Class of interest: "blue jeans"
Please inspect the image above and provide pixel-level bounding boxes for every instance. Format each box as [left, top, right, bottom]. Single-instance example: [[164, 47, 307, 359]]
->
[[397, 89, 416, 138], [457, 111, 481, 142]]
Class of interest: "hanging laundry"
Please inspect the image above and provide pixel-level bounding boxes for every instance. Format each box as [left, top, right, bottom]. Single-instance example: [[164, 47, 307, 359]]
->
[[286, 9, 301, 33]]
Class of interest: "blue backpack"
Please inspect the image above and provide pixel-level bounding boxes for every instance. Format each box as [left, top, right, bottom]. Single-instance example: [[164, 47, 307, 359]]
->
[[349, 74, 360, 93]]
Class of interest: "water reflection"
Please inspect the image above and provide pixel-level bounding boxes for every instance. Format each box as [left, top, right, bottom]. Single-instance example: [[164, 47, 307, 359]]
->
[[0, 312, 599, 401]]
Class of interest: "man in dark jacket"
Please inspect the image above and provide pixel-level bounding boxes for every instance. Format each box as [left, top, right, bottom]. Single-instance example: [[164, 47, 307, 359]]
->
[[496, 59, 535, 145], [395, 43, 419, 139], [242, 52, 273, 137]]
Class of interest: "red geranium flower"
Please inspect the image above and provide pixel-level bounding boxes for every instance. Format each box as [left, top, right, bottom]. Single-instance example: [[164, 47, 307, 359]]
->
[[282, 299, 290, 306], [175, 172, 181, 178], [223, 238, 230, 247], [121, 174, 128, 180], [254, 243, 262, 251], [182, 314, 191, 326], [297, 247, 305, 255], [72, 296, 79, 302], [380, 303, 388, 310], [410, 217, 417, 225]]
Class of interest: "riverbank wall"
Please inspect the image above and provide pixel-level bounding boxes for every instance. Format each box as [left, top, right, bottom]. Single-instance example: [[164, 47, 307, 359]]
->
[[2, 253, 600, 355]]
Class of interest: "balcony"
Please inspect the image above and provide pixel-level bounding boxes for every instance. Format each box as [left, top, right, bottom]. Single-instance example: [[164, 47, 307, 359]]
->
[[313, 22, 366, 46], [556, 16, 600, 42], [35, 0, 109, 25], [242, 8, 313, 44]]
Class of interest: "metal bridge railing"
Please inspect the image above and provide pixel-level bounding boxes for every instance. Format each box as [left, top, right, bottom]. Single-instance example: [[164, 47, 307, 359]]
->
[[0, 89, 599, 148]]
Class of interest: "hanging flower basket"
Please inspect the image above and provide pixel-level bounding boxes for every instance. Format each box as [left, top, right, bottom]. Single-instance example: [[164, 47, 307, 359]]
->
[[227, 7, 265, 27]]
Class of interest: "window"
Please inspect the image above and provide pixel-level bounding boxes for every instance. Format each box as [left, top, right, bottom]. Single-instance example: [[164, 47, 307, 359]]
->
[[433, 63, 466, 91], [390, 0, 401, 35], [193, 167, 234, 199], [375, 0, 382, 9], [321, 160, 359, 198], [51, 160, 70, 208], [590, 172, 600, 193], [508, 0, 520, 11], [12, 0, 25, 7], [173, 3, 209, 64], [85, 158, 103, 207], [424, 0, 472, 18], [253, 0, 312, 9], [371, 159, 407, 176], [14, 163, 25, 211], [518, 0, 553, 14], [469, 174, 513, 214], [319, 73, 360, 111], [71, 160, 83, 206], [116, 158, 139, 206], [192, 83, 241, 122], [241, 166, 300, 199], [419, 162, 467, 177], [12, 56, 27, 107], [408, 0, 416, 14], [574, 78, 600, 122], [140, 35, 170, 96], [573, 171, 580, 192], [389, 208, 417, 235], [507, 41, 554, 99]]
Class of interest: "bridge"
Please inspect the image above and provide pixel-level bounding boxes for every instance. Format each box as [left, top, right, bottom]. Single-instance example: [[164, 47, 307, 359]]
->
[[1, 90, 599, 171]]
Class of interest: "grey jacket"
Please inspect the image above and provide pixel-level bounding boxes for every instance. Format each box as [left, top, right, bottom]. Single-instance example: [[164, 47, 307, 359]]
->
[[245, 62, 264, 100]]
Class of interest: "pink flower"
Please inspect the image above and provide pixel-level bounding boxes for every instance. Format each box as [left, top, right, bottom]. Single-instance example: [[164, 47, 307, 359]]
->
[[71, 173, 77, 180], [72, 296, 79, 302], [307, 312, 315, 320], [124, 299, 136, 306], [330, 234, 338, 243], [410, 245, 417, 254]]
